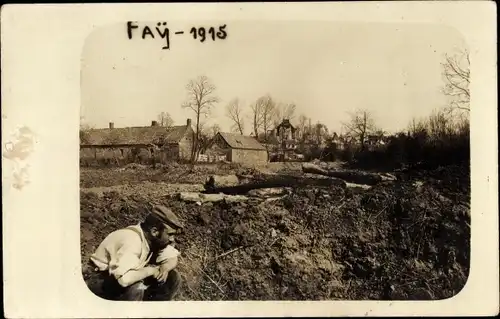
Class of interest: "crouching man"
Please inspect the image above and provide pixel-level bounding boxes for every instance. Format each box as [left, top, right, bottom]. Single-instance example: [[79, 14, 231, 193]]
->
[[87, 205, 184, 301]]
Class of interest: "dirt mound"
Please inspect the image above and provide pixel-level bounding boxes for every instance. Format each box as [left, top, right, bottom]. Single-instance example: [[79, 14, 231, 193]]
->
[[80, 163, 265, 189], [81, 165, 470, 300]]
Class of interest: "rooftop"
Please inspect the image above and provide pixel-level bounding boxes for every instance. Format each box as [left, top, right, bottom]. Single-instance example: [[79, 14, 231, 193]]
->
[[217, 132, 267, 151], [82, 120, 192, 146]]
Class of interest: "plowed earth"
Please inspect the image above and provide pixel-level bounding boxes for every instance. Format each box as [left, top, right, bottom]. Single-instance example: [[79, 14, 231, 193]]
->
[[81, 163, 470, 300]]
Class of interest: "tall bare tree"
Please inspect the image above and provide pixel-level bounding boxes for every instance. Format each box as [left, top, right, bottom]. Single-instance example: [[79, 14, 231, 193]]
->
[[297, 114, 309, 141], [428, 108, 453, 140], [273, 102, 297, 128], [262, 96, 276, 140], [225, 98, 245, 135], [342, 109, 377, 150], [407, 117, 428, 136], [313, 122, 329, 145], [181, 75, 220, 164], [250, 101, 264, 137], [250, 95, 276, 140], [441, 49, 470, 113], [157, 112, 174, 127], [282, 103, 297, 121]]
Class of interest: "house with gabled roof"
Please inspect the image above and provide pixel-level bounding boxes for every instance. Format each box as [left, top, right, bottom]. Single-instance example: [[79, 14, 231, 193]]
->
[[204, 132, 268, 164], [80, 119, 194, 165]]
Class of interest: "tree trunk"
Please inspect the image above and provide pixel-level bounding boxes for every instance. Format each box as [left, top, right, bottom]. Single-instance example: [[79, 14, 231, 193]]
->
[[253, 113, 258, 137], [302, 163, 386, 185], [191, 109, 201, 166], [203, 173, 345, 195]]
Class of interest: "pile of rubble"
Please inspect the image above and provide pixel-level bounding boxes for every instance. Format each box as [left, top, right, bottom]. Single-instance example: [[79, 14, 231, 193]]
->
[[81, 164, 470, 300]]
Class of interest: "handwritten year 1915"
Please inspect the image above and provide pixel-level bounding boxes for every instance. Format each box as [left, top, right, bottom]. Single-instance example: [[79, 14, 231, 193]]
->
[[127, 21, 228, 50]]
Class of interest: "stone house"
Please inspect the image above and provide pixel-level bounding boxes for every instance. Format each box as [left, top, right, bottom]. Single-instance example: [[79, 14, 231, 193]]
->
[[80, 119, 194, 165], [204, 132, 268, 164], [275, 119, 298, 150], [263, 119, 301, 161]]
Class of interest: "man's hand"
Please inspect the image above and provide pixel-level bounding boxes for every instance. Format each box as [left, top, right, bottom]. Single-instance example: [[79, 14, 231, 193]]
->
[[154, 263, 171, 283], [154, 257, 178, 283], [117, 265, 160, 288]]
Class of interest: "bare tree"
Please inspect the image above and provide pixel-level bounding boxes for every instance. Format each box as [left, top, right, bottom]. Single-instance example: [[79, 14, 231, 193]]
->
[[226, 98, 245, 135], [313, 122, 329, 145], [282, 103, 297, 122], [272, 104, 283, 129], [261, 95, 276, 140], [157, 112, 174, 127], [210, 123, 221, 137], [441, 49, 470, 113], [428, 108, 453, 140], [250, 101, 264, 137], [297, 114, 309, 141], [197, 123, 221, 154], [407, 117, 428, 136], [181, 75, 220, 164], [273, 102, 297, 128], [342, 109, 377, 150], [250, 95, 276, 140]]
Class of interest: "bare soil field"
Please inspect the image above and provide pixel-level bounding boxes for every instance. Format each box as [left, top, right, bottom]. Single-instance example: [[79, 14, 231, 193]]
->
[[80, 162, 308, 188], [81, 162, 470, 300]]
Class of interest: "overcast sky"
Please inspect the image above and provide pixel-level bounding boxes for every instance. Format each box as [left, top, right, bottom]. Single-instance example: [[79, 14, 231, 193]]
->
[[81, 20, 466, 134]]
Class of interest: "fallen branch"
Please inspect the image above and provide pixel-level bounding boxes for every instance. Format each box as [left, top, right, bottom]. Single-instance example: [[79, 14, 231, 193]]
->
[[345, 182, 372, 190], [247, 187, 291, 198], [199, 267, 225, 294], [302, 163, 395, 186], [178, 192, 248, 203], [203, 174, 346, 195], [368, 204, 388, 222], [215, 246, 245, 260]]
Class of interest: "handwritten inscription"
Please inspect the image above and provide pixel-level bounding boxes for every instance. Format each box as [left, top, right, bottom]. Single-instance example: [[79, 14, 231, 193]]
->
[[190, 26, 227, 42], [127, 21, 228, 50]]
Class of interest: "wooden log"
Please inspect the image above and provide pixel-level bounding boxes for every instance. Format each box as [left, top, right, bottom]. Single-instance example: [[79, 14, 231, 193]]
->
[[345, 183, 372, 190], [203, 174, 346, 195], [205, 175, 241, 188], [302, 163, 384, 185], [247, 187, 291, 198], [178, 192, 248, 203]]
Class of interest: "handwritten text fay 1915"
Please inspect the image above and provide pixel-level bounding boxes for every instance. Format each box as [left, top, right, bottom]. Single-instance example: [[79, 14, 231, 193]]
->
[[127, 21, 228, 50]]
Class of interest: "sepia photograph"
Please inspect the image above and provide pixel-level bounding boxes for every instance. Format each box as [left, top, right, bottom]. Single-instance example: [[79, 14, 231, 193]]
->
[[2, 2, 497, 318], [79, 20, 472, 302]]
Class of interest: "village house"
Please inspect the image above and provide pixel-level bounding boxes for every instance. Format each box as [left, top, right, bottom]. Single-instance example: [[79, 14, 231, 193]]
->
[[366, 132, 387, 150], [263, 119, 302, 161], [80, 119, 194, 165], [275, 119, 298, 150], [204, 132, 268, 164]]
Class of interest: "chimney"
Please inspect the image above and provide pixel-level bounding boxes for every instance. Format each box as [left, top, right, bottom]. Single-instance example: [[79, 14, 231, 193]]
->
[[186, 118, 192, 127], [151, 120, 158, 127], [109, 122, 114, 129]]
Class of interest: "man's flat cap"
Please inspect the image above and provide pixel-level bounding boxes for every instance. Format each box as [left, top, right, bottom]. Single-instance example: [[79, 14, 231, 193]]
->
[[151, 205, 184, 229]]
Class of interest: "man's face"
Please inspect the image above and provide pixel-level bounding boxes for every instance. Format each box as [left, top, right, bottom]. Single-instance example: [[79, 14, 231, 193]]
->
[[150, 224, 178, 248]]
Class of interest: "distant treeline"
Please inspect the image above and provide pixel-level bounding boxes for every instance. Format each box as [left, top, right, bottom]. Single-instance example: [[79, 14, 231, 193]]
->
[[299, 109, 470, 170]]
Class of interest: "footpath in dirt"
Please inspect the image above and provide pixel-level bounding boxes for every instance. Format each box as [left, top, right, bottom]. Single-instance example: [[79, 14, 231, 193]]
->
[[81, 164, 470, 301]]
